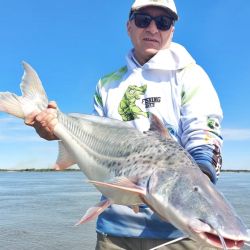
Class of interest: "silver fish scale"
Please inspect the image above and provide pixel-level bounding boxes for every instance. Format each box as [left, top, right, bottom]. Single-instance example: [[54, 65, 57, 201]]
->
[[58, 112, 139, 156], [59, 112, 198, 178]]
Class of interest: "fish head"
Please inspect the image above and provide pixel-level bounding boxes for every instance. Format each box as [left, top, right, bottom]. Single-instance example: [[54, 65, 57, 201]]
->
[[144, 168, 250, 249]]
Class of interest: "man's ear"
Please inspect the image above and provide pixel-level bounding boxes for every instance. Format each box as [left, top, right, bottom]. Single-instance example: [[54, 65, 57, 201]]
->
[[170, 26, 175, 39], [171, 26, 175, 34], [127, 21, 132, 37]]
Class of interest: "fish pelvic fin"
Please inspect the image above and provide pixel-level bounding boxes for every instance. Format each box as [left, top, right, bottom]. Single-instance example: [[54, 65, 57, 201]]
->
[[75, 199, 112, 226], [0, 62, 48, 119], [54, 141, 77, 170]]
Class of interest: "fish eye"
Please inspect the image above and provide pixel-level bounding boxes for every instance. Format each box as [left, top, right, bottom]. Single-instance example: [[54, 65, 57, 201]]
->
[[193, 186, 199, 192]]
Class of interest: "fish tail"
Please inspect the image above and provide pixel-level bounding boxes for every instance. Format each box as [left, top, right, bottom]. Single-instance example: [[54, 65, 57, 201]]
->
[[0, 62, 49, 119]]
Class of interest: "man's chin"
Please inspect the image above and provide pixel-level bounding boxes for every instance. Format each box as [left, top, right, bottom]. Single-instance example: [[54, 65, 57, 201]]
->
[[144, 49, 159, 59]]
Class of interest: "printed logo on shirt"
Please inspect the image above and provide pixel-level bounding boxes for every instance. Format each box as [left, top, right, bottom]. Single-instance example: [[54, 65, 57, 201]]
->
[[142, 97, 161, 108], [118, 85, 149, 121], [207, 117, 221, 135]]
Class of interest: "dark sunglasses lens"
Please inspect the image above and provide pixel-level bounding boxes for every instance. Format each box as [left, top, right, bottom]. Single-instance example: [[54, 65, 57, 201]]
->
[[132, 13, 173, 31], [155, 16, 172, 30], [134, 14, 152, 28]]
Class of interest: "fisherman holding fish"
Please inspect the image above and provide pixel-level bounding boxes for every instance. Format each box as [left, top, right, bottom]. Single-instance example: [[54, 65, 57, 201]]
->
[[24, 0, 225, 249]]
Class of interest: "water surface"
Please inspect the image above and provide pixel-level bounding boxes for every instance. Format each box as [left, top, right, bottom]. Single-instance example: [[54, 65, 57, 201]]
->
[[0, 172, 249, 250]]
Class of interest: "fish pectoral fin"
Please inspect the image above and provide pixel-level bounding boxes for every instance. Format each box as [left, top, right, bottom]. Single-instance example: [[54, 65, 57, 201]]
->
[[54, 141, 76, 170], [74, 199, 112, 226], [88, 177, 146, 196]]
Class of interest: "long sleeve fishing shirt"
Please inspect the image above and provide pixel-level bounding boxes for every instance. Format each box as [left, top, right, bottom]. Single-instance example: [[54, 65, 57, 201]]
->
[[93, 42, 223, 239]]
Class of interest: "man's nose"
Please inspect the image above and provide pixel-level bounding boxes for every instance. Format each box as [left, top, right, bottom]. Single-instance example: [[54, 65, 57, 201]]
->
[[146, 20, 159, 34]]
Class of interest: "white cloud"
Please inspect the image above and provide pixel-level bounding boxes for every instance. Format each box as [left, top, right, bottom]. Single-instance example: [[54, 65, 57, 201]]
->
[[0, 116, 17, 124], [222, 128, 250, 141], [0, 115, 23, 127], [0, 115, 43, 142], [0, 134, 43, 142]]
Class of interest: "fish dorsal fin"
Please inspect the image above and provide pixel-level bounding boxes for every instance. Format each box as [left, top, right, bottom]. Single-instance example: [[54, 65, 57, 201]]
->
[[54, 141, 76, 170], [148, 113, 172, 140]]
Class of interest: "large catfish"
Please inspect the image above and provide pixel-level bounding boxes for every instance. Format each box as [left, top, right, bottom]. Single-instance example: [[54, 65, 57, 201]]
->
[[0, 62, 249, 249]]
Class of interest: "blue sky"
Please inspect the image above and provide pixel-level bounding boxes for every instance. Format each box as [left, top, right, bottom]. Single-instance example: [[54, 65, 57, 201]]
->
[[0, 0, 249, 170]]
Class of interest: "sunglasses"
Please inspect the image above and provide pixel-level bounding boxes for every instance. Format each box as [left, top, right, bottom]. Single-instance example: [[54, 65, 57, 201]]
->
[[129, 12, 173, 31]]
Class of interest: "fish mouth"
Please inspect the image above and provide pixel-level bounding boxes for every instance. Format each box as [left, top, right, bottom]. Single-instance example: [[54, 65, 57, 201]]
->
[[199, 231, 245, 249], [189, 219, 247, 249]]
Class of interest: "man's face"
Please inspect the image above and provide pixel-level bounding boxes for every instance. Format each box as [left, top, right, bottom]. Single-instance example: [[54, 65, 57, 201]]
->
[[127, 6, 175, 65]]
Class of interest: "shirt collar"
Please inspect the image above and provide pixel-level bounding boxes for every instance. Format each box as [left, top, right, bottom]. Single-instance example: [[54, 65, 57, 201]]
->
[[126, 42, 196, 71]]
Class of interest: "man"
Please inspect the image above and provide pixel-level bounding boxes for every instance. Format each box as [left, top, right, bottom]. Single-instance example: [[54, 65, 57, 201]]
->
[[27, 0, 223, 249]]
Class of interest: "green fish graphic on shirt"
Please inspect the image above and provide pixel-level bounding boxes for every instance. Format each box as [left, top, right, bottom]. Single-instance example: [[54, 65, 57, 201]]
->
[[118, 85, 148, 121]]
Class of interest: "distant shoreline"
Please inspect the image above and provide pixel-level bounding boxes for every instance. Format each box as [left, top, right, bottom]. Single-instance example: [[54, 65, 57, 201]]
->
[[0, 168, 80, 172], [0, 169, 250, 173], [221, 169, 250, 173]]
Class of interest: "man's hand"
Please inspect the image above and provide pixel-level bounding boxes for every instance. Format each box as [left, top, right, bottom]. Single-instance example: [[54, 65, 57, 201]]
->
[[25, 101, 59, 141]]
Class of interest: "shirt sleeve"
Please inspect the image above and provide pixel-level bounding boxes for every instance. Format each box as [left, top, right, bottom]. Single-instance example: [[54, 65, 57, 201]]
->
[[93, 80, 104, 117], [179, 64, 223, 183]]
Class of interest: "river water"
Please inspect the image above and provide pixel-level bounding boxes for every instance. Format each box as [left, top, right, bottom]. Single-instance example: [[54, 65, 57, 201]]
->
[[0, 171, 249, 250]]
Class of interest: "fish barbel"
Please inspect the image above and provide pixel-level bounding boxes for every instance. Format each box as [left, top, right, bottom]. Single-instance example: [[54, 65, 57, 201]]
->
[[0, 62, 249, 249]]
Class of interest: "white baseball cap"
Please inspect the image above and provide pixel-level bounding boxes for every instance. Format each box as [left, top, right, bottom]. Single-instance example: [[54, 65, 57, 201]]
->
[[131, 0, 178, 20]]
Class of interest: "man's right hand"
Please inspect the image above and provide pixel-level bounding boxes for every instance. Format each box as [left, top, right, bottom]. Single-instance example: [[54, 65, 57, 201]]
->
[[25, 101, 59, 141]]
